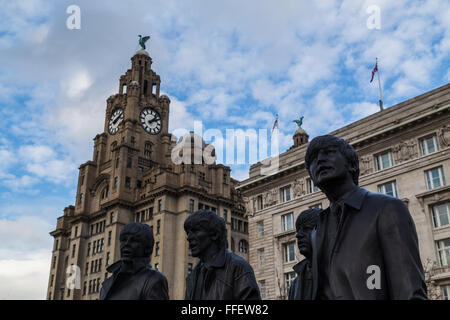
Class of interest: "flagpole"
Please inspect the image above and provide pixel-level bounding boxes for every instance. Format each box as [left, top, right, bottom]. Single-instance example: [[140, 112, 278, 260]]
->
[[376, 57, 383, 111]]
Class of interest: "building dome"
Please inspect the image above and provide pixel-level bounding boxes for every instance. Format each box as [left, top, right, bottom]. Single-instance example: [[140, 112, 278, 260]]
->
[[294, 127, 307, 136], [292, 127, 309, 147], [134, 49, 149, 56]]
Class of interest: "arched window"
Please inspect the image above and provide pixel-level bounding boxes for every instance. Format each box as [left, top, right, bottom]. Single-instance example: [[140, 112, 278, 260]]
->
[[144, 141, 152, 159], [239, 240, 248, 254], [101, 185, 109, 200]]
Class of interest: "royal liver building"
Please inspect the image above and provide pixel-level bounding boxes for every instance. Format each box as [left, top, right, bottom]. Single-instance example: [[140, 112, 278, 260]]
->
[[46, 48, 249, 300]]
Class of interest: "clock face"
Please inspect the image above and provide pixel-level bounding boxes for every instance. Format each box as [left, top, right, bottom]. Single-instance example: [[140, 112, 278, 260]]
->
[[140, 107, 162, 134], [108, 108, 124, 135]]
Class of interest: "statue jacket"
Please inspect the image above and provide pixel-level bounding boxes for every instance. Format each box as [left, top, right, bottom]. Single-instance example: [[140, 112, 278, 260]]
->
[[288, 259, 314, 300], [100, 258, 169, 300], [311, 186, 427, 300], [185, 248, 261, 300]]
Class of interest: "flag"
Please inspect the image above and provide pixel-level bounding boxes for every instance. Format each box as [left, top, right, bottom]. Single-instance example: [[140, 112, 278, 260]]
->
[[370, 62, 378, 83], [271, 114, 278, 138]]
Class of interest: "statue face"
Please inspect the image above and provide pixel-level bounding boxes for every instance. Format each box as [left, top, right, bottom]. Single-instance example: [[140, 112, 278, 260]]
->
[[120, 231, 146, 262], [296, 224, 314, 259], [186, 224, 212, 258], [308, 145, 352, 188]]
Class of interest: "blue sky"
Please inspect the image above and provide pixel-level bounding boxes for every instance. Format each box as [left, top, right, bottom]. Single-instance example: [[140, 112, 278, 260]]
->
[[0, 0, 449, 299]]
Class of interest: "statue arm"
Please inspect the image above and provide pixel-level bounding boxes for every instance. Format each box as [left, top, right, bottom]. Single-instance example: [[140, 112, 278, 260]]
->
[[233, 265, 262, 300], [377, 199, 427, 300], [142, 273, 169, 300]]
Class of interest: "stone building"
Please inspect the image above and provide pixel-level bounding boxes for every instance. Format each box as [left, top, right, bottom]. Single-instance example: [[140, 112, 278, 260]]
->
[[46, 49, 248, 300], [237, 83, 450, 300]]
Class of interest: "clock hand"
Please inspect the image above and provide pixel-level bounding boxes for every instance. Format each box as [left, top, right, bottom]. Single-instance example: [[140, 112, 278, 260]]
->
[[113, 115, 122, 124]]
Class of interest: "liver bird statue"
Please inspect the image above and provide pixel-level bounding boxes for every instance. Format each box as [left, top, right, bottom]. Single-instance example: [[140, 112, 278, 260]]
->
[[138, 35, 150, 50], [293, 116, 304, 128]]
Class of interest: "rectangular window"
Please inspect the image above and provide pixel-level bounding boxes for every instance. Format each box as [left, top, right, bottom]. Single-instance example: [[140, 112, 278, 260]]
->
[[432, 202, 450, 228], [188, 199, 194, 214], [258, 280, 266, 299], [52, 256, 56, 269], [127, 157, 132, 168], [87, 243, 91, 256], [437, 239, 450, 266], [223, 174, 227, 184], [442, 284, 450, 300], [258, 248, 265, 267], [137, 180, 142, 189], [282, 213, 294, 231], [106, 252, 110, 266], [83, 281, 87, 296], [110, 212, 114, 225], [85, 262, 89, 275], [155, 242, 160, 256], [78, 193, 83, 205], [425, 166, 446, 189], [257, 195, 263, 210], [157, 220, 161, 235], [377, 181, 398, 198], [113, 177, 118, 188], [307, 179, 319, 193], [199, 172, 206, 181], [223, 209, 228, 222], [125, 177, 131, 188], [80, 175, 85, 186], [50, 274, 54, 287], [284, 241, 296, 263], [285, 272, 297, 295], [130, 136, 135, 147], [155, 263, 159, 270], [258, 221, 264, 237], [115, 158, 119, 169], [309, 203, 322, 209], [420, 134, 439, 156], [158, 199, 162, 212], [280, 186, 291, 203], [375, 151, 394, 171], [108, 231, 112, 246], [72, 244, 76, 258]]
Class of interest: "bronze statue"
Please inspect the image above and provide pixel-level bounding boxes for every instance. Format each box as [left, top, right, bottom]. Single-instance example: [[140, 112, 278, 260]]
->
[[184, 210, 261, 300], [289, 208, 320, 300], [100, 222, 169, 300], [305, 135, 427, 299], [138, 35, 150, 50]]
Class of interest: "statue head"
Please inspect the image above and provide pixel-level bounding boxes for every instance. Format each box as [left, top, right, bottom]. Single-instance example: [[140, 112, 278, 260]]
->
[[119, 222, 154, 262], [305, 135, 359, 188], [295, 208, 320, 260], [184, 210, 227, 260]]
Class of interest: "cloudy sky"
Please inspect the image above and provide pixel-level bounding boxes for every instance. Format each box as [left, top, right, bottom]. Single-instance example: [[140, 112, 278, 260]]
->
[[0, 0, 449, 299]]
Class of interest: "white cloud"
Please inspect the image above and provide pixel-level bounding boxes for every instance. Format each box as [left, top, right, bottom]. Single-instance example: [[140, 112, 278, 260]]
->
[[63, 70, 94, 98]]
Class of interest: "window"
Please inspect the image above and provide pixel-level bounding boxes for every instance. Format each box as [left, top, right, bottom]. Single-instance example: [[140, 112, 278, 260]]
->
[[138, 166, 143, 173], [130, 136, 135, 147], [157, 220, 161, 235], [425, 166, 446, 189], [144, 142, 152, 159], [113, 177, 118, 188], [257, 195, 263, 210], [432, 202, 450, 228], [223, 209, 228, 222], [199, 172, 206, 181], [239, 240, 248, 254], [83, 281, 87, 296], [258, 248, 265, 267], [307, 178, 319, 193], [377, 181, 398, 198], [442, 284, 450, 300], [258, 280, 266, 299], [78, 193, 83, 205], [72, 244, 76, 258], [85, 262, 89, 275], [190, 166, 194, 173], [101, 185, 109, 199], [420, 134, 439, 155], [87, 243, 91, 256], [50, 274, 54, 287], [110, 212, 114, 225], [282, 213, 294, 231], [155, 242, 160, 256], [280, 186, 291, 203], [106, 252, 110, 266], [285, 272, 297, 295], [89, 280, 92, 294], [437, 239, 450, 266], [55, 239, 59, 250], [137, 180, 142, 188], [284, 241, 296, 263], [158, 199, 162, 212], [155, 263, 159, 270], [115, 158, 119, 168], [108, 231, 112, 246], [75, 226, 78, 237], [127, 157, 132, 168], [375, 151, 394, 171], [223, 174, 227, 184], [187, 263, 193, 275], [310, 203, 322, 209], [258, 221, 264, 237], [125, 177, 131, 188], [52, 256, 56, 269], [80, 175, 85, 186]]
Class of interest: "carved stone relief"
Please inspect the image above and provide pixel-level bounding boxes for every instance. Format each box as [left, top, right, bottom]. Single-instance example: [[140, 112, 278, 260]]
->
[[292, 178, 305, 198], [359, 155, 374, 175], [438, 125, 450, 148], [392, 138, 418, 164]]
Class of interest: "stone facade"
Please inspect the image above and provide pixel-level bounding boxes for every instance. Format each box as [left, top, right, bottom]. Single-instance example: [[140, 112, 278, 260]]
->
[[238, 83, 450, 300], [46, 50, 248, 300]]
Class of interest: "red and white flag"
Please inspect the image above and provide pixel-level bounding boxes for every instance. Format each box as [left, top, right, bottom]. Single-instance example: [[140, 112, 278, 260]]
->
[[271, 114, 278, 138], [370, 62, 378, 83]]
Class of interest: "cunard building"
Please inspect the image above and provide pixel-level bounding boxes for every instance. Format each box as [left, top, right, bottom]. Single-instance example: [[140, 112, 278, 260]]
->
[[238, 83, 450, 300], [46, 48, 249, 300]]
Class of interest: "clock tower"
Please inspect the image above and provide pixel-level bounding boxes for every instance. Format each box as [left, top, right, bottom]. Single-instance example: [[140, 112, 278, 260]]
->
[[47, 47, 249, 300]]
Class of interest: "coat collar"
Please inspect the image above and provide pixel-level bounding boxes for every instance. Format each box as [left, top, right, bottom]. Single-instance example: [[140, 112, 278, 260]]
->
[[203, 248, 228, 269], [106, 257, 150, 275], [320, 186, 368, 216]]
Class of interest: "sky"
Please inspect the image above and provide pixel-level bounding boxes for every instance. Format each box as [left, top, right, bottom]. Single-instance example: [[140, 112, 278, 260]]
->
[[0, 0, 449, 299]]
